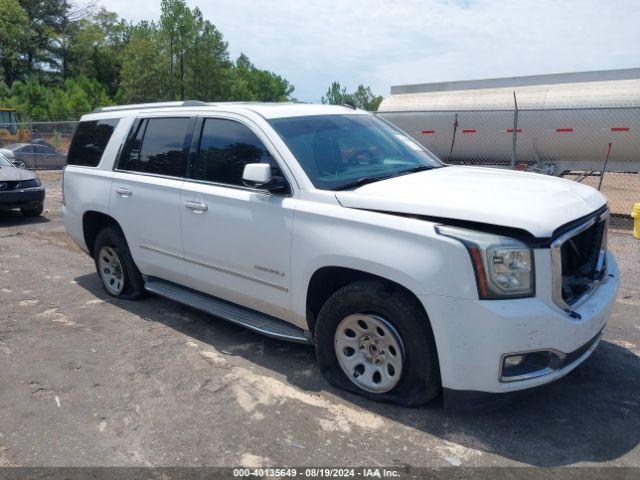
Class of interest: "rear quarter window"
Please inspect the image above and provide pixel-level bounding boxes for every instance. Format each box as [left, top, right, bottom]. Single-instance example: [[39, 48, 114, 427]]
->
[[67, 119, 120, 167]]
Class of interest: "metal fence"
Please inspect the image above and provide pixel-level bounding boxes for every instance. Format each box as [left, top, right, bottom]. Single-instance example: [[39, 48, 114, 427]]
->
[[1, 115, 638, 226], [380, 106, 640, 225], [0, 121, 78, 170]]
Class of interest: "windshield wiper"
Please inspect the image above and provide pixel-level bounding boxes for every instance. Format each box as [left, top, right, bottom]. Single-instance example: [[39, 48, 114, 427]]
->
[[332, 174, 397, 191], [332, 164, 444, 191], [396, 164, 442, 176]]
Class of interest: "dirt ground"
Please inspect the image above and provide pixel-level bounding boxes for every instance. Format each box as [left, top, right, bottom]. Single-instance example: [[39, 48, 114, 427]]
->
[[0, 172, 639, 467]]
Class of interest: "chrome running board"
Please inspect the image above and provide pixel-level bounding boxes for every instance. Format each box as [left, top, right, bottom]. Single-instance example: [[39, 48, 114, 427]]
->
[[144, 277, 312, 344]]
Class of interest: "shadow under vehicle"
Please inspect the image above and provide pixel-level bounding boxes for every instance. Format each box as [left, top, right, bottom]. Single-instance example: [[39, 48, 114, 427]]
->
[[73, 271, 640, 467]]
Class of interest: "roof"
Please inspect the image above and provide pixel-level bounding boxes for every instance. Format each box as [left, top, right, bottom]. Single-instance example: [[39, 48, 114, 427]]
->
[[88, 101, 363, 120], [389, 68, 640, 95], [4, 143, 28, 150], [380, 68, 640, 111], [242, 102, 363, 118]]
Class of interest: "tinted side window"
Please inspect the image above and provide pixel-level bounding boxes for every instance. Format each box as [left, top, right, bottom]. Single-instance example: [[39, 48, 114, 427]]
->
[[36, 145, 54, 154], [118, 120, 145, 172], [119, 118, 190, 177], [67, 119, 120, 167], [196, 118, 276, 186]]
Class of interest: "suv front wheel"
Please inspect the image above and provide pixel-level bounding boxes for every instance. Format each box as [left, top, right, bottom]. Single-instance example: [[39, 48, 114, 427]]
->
[[314, 280, 441, 406], [93, 227, 146, 299]]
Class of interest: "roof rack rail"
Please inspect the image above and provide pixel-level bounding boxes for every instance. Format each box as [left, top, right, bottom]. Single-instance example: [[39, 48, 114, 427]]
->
[[92, 100, 209, 114]]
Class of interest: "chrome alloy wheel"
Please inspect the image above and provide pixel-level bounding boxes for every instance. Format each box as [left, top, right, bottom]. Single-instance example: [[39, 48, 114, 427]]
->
[[98, 246, 125, 295], [334, 314, 405, 393]]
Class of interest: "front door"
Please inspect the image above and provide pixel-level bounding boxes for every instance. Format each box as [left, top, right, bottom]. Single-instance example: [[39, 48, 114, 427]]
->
[[180, 116, 295, 321]]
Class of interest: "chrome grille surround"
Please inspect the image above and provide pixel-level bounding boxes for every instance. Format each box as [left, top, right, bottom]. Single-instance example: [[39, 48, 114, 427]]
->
[[551, 208, 609, 313]]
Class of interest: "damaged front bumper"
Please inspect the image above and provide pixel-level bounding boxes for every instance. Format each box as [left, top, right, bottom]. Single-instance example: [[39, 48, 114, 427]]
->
[[419, 251, 619, 410]]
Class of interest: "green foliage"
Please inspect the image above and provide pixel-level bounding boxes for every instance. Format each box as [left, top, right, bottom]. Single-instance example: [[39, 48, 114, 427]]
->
[[119, 22, 168, 103], [8, 75, 111, 120], [322, 81, 383, 111], [8, 77, 50, 119], [184, 11, 231, 101], [17, 0, 69, 78], [48, 129, 64, 151], [0, 0, 36, 86], [1, 0, 297, 120], [226, 54, 295, 102], [0, 80, 10, 100], [65, 8, 128, 97]]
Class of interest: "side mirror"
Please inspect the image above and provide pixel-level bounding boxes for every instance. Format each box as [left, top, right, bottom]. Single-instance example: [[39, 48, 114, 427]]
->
[[242, 163, 288, 193], [242, 163, 271, 185], [12, 161, 26, 169]]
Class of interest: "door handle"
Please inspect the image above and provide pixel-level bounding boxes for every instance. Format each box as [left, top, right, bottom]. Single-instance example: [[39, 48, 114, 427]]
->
[[115, 187, 132, 198], [184, 201, 208, 213]]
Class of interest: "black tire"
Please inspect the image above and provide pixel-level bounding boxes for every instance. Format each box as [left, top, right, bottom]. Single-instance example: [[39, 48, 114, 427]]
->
[[20, 203, 44, 217], [314, 279, 441, 406], [93, 227, 146, 300]]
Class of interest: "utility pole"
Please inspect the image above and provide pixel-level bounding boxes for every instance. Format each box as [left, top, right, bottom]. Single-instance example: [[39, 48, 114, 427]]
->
[[447, 113, 459, 162], [511, 91, 519, 169], [598, 142, 612, 191]]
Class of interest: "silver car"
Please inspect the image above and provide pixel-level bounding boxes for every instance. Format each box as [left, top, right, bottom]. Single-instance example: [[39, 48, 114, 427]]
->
[[0, 152, 45, 216], [3, 143, 66, 170]]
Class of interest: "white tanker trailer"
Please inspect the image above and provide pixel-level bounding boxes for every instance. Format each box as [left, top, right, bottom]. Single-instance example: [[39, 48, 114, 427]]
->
[[377, 68, 640, 175]]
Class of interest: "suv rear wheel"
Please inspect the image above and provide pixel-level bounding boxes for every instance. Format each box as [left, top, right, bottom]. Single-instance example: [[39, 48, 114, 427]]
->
[[93, 227, 146, 299], [314, 280, 441, 406]]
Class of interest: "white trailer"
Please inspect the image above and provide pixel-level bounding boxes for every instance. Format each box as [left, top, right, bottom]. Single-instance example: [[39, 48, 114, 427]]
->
[[378, 68, 640, 175]]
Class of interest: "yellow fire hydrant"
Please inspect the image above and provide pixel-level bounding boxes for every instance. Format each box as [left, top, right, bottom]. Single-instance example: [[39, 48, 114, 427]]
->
[[633, 203, 640, 239]]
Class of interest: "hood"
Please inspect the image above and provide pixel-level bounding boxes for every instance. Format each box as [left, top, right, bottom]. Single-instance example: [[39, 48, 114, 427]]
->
[[0, 165, 37, 182], [335, 166, 606, 238]]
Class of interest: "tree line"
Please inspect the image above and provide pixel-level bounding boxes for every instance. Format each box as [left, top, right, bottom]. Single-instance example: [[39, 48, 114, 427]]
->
[[321, 81, 383, 111], [0, 0, 383, 122], [0, 0, 295, 120]]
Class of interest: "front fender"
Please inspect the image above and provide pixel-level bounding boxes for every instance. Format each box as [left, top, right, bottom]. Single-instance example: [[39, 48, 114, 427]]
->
[[290, 203, 478, 328]]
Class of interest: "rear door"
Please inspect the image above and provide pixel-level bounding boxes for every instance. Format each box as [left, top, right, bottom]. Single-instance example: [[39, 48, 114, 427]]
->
[[110, 115, 195, 284], [35, 145, 59, 169], [179, 115, 296, 321]]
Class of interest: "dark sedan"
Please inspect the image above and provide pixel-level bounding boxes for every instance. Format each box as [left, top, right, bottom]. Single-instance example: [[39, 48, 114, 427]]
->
[[0, 153, 45, 217], [3, 143, 66, 170]]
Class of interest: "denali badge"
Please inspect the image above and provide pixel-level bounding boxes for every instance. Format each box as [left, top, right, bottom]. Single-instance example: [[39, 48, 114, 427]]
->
[[254, 265, 285, 277]]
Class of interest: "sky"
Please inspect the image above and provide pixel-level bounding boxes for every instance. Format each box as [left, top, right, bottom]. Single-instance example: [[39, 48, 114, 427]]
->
[[99, 0, 640, 102]]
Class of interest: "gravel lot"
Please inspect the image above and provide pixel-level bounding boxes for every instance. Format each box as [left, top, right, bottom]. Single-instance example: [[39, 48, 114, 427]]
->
[[0, 172, 639, 467]]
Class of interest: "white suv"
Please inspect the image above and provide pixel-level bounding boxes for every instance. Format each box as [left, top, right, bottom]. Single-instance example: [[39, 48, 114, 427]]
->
[[63, 101, 619, 409]]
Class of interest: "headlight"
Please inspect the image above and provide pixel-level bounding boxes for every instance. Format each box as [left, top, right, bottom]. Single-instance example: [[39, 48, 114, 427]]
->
[[436, 225, 535, 299], [20, 178, 41, 188]]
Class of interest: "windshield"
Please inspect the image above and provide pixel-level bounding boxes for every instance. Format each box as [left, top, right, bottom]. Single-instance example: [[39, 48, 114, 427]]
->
[[268, 114, 442, 190], [0, 153, 12, 166]]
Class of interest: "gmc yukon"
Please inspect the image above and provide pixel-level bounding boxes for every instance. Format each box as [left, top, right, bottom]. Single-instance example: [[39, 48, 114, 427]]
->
[[63, 101, 619, 408]]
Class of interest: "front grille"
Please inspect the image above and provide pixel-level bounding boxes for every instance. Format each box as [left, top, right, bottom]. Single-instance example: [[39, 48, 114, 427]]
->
[[551, 209, 608, 311], [561, 219, 606, 305], [0, 181, 22, 191]]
